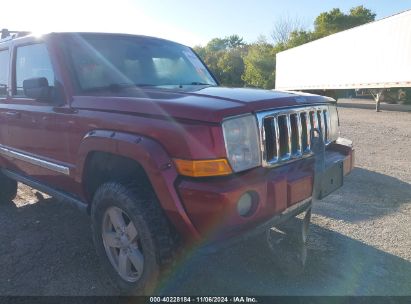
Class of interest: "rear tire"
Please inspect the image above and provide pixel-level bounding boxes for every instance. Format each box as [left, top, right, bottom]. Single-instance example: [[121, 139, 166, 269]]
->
[[91, 182, 175, 295], [0, 172, 17, 204]]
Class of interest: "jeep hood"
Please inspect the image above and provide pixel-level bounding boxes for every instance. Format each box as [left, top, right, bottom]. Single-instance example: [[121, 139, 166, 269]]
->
[[71, 86, 331, 123]]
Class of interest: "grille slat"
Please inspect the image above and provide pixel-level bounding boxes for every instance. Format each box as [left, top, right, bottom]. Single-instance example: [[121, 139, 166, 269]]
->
[[290, 114, 301, 156], [296, 113, 303, 155], [323, 110, 329, 141], [313, 111, 319, 131], [277, 115, 290, 159], [258, 105, 331, 167], [274, 117, 280, 161], [286, 115, 292, 160], [300, 112, 308, 152], [305, 111, 311, 151], [318, 110, 326, 140]]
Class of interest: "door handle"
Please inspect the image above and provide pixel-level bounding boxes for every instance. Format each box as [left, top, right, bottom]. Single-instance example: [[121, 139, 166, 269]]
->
[[5, 111, 21, 118]]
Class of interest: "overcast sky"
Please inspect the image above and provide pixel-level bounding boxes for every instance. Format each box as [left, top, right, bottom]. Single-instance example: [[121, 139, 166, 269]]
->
[[3, 0, 411, 46]]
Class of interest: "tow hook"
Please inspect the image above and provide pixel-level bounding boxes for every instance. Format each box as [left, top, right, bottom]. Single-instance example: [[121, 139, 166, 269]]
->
[[266, 207, 312, 275]]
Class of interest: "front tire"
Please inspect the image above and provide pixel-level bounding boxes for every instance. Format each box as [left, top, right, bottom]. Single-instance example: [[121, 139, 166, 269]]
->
[[91, 182, 175, 294]]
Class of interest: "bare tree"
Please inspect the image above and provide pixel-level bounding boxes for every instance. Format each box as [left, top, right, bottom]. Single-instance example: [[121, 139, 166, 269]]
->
[[271, 15, 307, 44]]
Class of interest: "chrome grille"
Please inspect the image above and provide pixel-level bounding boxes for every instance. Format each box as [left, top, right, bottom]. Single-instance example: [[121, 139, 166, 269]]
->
[[257, 105, 331, 167]]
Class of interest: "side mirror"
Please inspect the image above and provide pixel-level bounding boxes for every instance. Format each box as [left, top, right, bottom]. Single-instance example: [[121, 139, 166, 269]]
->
[[23, 77, 52, 102]]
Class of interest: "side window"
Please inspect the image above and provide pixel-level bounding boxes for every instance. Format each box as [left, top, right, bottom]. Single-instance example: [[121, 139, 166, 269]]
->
[[15, 43, 54, 96], [0, 49, 8, 97]]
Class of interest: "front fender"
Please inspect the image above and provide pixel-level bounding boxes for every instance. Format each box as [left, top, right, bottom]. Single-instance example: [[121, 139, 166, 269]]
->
[[76, 130, 200, 240]]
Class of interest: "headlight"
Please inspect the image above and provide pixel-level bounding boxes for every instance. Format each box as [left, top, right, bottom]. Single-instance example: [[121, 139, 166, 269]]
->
[[328, 104, 340, 141], [222, 114, 261, 172]]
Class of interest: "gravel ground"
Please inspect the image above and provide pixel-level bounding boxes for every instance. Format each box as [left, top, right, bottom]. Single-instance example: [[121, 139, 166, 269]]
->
[[0, 100, 410, 296]]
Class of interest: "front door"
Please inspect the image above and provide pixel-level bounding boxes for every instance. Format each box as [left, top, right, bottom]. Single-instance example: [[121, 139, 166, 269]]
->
[[0, 47, 10, 155], [5, 42, 72, 183]]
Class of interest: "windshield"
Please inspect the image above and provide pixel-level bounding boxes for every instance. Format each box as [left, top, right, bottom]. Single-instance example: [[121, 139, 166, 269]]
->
[[63, 34, 217, 91]]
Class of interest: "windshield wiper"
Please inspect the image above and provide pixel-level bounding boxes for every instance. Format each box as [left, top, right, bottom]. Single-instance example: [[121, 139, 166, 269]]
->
[[83, 83, 134, 92], [134, 84, 157, 87], [108, 83, 136, 91], [177, 82, 215, 87], [84, 83, 156, 92], [188, 82, 214, 85]]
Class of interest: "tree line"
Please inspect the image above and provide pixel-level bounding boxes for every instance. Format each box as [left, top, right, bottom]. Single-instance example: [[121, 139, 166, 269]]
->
[[193, 6, 376, 89]]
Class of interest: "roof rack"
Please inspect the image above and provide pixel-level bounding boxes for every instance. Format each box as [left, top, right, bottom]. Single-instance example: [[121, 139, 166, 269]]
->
[[1, 29, 31, 40]]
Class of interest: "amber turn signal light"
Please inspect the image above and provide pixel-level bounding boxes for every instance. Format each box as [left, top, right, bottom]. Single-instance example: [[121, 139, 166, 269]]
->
[[174, 158, 232, 177]]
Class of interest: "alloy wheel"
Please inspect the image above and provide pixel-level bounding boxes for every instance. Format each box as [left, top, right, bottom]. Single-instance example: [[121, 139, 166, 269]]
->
[[102, 206, 144, 282]]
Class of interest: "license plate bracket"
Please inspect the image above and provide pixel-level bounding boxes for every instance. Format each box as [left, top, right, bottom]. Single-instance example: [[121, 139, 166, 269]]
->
[[318, 161, 344, 199]]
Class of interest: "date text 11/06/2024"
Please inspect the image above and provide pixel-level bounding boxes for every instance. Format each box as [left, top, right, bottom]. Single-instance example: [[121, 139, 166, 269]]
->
[[149, 297, 258, 303]]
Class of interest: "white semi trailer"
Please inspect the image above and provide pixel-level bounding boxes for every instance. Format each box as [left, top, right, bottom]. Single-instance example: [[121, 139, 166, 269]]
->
[[275, 9, 411, 110]]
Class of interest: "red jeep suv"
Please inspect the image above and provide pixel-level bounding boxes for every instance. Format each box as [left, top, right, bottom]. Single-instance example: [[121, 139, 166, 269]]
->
[[0, 30, 354, 293]]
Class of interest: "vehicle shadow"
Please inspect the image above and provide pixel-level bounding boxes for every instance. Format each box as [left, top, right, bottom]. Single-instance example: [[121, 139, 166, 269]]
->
[[313, 167, 411, 222], [159, 222, 411, 296]]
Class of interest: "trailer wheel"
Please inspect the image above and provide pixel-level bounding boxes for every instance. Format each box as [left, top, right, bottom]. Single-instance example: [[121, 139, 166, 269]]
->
[[398, 89, 406, 102]]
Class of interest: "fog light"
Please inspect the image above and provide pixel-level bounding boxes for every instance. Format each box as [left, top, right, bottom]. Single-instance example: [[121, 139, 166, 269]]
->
[[237, 192, 257, 217]]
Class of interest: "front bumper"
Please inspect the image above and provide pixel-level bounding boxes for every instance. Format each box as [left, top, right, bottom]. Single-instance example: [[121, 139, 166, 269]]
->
[[176, 142, 354, 241], [204, 197, 313, 253]]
